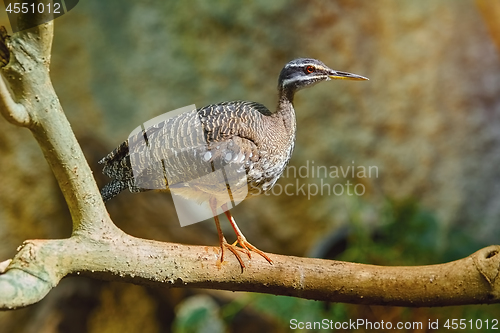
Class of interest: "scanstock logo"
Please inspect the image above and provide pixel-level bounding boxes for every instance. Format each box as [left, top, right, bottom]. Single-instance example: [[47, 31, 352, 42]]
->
[[3, 0, 78, 33]]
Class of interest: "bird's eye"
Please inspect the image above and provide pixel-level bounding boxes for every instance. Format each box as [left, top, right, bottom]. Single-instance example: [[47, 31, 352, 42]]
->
[[305, 65, 315, 74]]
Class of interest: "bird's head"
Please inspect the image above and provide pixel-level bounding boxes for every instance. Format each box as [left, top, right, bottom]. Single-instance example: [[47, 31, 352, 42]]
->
[[278, 58, 368, 93]]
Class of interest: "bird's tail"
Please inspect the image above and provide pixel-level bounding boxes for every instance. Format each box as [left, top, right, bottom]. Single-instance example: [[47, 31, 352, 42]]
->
[[101, 179, 129, 202]]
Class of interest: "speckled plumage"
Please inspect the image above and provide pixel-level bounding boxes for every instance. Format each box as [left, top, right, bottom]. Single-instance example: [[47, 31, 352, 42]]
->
[[99, 99, 293, 202], [99, 58, 368, 268]]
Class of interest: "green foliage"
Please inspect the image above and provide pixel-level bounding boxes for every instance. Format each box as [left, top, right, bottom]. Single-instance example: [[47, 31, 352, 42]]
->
[[340, 197, 441, 266], [172, 295, 225, 333], [222, 293, 350, 333]]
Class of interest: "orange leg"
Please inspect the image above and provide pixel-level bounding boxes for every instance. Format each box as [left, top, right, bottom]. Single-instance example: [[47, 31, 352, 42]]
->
[[222, 203, 273, 265], [209, 198, 246, 268]]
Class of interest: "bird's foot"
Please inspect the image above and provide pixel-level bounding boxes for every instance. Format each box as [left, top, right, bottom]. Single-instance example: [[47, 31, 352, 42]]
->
[[220, 241, 246, 269], [218, 237, 273, 269], [231, 235, 273, 265]]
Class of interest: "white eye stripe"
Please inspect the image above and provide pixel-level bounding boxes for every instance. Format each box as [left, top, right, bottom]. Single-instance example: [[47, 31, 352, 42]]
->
[[285, 63, 328, 72], [286, 63, 317, 68], [281, 74, 325, 86]]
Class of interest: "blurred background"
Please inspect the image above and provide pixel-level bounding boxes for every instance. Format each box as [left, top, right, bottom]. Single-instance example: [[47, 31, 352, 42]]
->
[[1, 0, 500, 332]]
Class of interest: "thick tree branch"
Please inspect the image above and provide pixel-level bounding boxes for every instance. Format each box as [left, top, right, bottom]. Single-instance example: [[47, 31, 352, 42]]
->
[[1, 237, 499, 310], [0, 10, 114, 236], [0, 2, 499, 311]]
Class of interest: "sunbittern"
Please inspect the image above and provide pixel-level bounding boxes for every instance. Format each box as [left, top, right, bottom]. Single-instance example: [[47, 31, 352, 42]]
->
[[99, 58, 368, 269]]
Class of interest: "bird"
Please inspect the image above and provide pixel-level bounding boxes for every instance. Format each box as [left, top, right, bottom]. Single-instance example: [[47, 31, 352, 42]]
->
[[99, 58, 368, 269]]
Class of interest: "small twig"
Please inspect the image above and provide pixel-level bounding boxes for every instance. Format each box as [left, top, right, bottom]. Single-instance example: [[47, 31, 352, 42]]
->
[[0, 26, 30, 126], [0, 75, 30, 126], [0, 259, 11, 273]]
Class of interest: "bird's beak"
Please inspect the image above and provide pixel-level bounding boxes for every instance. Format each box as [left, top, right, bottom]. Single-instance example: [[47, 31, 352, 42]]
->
[[329, 70, 369, 81]]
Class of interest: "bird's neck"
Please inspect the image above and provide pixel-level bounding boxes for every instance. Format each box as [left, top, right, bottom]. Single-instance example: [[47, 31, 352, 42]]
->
[[274, 87, 297, 134]]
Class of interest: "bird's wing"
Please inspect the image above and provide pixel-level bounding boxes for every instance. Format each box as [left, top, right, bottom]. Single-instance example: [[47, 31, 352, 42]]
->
[[100, 101, 268, 192]]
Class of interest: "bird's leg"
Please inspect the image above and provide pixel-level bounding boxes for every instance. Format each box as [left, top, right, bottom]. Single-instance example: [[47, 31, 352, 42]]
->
[[222, 204, 273, 264], [209, 198, 246, 268]]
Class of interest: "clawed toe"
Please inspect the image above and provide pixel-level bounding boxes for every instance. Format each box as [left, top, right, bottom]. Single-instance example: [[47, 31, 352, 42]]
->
[[219, 236, 273, 269]]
